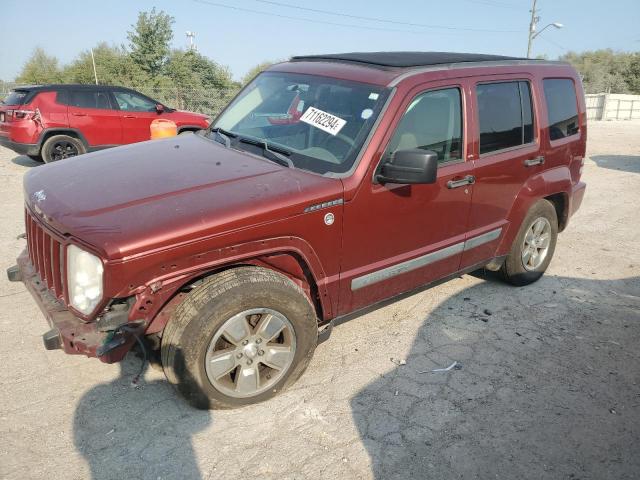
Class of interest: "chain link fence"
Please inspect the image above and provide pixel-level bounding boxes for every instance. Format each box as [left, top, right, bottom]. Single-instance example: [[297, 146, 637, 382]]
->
[[133, 85, 240, 117], [0, 82, 241, 117]]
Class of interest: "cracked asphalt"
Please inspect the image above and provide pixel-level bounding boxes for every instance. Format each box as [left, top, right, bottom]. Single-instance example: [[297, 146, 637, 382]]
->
[[1, 121, 639, 480]]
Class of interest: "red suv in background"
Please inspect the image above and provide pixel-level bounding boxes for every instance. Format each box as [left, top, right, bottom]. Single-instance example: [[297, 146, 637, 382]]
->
[[0, 84, 210, 162]]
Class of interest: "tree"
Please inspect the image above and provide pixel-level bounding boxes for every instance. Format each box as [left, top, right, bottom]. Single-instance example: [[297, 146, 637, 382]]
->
[[161, 49, 235, 111], [127, 8, 174, 79], [16, 47, 63, 84], [241, 61, 277, 85], [560, 49, 640, 94], [166, 50, 233, 89], [62, 43, 149, 86]]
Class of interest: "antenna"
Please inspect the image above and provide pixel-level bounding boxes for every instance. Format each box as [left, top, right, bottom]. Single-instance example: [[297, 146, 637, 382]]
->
[[185, 31, 196, 51]]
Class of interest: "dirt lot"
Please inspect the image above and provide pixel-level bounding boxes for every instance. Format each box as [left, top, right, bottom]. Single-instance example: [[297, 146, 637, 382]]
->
[[1, 121, 639, 480]]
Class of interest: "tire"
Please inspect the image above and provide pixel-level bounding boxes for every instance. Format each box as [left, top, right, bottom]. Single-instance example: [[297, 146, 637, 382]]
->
[[41, 134, 86, 163], [161, 267, 318, 409], [501, 199, 558, 286]]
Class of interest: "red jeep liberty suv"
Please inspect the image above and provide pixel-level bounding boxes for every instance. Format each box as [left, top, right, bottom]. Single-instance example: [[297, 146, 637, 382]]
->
[[8, 52, 587, 409], [0, 84, 210, 162]]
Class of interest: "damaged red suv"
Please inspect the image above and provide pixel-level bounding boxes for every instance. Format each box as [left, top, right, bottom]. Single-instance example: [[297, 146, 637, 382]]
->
[[8, 52, 586, 409], [0, 84, 210, 162]]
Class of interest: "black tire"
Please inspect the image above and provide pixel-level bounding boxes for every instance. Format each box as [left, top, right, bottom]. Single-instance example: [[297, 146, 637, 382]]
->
[[501, 199, 558, 286], [161, 267, 318, 409], [27, 154, 43, 162], [41, 134, 86, 163]]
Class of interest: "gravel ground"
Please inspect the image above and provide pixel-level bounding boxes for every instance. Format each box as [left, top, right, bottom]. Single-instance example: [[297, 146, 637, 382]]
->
[[1, 121, 639, 480]]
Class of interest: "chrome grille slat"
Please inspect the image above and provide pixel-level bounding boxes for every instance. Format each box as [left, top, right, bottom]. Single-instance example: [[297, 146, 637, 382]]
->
[[25, 209, 64, 300]]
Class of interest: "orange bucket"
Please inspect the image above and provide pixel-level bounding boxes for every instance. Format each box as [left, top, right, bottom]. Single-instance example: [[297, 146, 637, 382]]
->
[[150, 119, 178, 139]]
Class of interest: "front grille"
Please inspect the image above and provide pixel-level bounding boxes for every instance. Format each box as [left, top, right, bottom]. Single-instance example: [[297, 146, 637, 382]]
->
[[25, 209, 64, 299]]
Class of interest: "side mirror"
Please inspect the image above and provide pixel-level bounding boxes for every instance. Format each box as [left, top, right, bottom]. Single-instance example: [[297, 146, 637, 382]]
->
[[155, 104, 165, 114], [376, 149, 438, 185]]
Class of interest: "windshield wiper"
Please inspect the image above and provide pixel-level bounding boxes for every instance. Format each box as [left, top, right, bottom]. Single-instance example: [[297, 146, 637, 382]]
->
[[208, 127, 236, 148], [237, 137, 294, 168]]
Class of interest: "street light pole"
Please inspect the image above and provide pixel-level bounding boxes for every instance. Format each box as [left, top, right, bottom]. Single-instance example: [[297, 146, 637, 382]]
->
[[527, 0, 538, 58]]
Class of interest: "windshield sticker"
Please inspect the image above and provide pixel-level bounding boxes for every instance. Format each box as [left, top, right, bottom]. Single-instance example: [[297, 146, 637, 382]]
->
[[361, 108, 373, 120], [300, 107, 346, 136], [368, 92, 379, 100]]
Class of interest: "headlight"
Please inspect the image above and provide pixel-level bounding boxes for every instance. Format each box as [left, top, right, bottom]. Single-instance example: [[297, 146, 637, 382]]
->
[[66, 244, 104, 315]]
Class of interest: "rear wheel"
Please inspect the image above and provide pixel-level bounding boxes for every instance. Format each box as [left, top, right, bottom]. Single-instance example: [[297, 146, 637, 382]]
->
[[42, 135, 86, 163], [501, 199, 558, 286], [161, 267, 318, 409]]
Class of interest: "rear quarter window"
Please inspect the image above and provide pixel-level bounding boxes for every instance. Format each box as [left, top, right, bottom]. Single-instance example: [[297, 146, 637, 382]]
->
[[543, 79, 579, 140]]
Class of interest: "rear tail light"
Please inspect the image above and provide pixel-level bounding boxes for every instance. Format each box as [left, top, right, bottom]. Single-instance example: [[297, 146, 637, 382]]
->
[[13, 109, 35, 119]]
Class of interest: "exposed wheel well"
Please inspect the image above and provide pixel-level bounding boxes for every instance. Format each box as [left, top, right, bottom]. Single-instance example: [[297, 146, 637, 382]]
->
[[39, 130, 87, 151], [148, 252, 324, 336], [545, 192, 568, 232]]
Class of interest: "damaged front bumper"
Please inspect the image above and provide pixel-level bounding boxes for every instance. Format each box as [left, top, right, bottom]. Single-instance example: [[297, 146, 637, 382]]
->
[[7, 250, 143, 363]]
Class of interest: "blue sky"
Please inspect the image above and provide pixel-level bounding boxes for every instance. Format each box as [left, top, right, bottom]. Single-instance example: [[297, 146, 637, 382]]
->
[[1, 0, 639, 81]]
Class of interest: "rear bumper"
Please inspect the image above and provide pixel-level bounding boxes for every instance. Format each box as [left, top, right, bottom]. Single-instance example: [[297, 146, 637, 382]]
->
[[0, 135, 39, 156], [8, 250, 140, 363]]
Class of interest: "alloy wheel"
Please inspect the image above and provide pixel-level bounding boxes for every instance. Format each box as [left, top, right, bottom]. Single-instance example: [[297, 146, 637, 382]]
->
[[204, 308, 296, 398], [521, 217, 552, 271]]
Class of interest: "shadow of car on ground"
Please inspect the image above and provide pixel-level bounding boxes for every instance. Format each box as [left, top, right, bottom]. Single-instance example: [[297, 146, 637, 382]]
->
[[73, 349, 211, 480], [11, 155, 41, 168], [351, 272, 640, 479], [591, 154, 640, 174]]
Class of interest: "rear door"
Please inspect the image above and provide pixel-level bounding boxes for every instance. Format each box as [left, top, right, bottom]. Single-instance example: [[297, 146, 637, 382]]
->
[[67, 89, 122, 146], [460, 75, 542, 269], [112, 90, 160, 143]]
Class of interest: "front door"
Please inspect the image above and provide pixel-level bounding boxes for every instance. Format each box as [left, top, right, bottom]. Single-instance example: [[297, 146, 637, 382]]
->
[[339, 82, 474, 314], [67, 89, 122, 146], [112, 90, 161, 143]]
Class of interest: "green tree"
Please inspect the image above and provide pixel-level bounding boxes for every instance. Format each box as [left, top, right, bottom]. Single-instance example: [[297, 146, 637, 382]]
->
[[166, 50, 233, 89], [127, 8, 174, 79], [241, 61, 277, 85], [560, 49, 640, 94], [16, 47, 63, 84], [62, 43, 149, 86]]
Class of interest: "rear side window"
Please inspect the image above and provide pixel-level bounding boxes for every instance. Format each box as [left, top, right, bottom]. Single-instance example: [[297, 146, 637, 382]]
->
[[3, 90, 31, 106], [384, 87, 463, 163], [543, 79, 579, 140], [477, 81, 535, 155], [69, 90, 113, 110]]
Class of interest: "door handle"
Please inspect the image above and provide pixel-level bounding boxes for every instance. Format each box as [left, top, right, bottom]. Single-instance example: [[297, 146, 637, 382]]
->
[[71, 113, 86, 117], [524, 156, 545, 167], [447, 175, 475, 189], [123, 115, 136, 119]]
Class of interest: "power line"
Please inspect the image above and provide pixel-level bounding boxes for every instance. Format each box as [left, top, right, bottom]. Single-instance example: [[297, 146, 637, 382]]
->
[[460, 0, 522, 9], [252, 0, 520, 32], [539, 36, 568, 53], [191, 0, 520, 35]]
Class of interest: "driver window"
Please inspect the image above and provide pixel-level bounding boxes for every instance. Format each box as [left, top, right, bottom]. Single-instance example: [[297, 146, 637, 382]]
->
[[384, 87, 463, 163], [113, 91, 157, 112]]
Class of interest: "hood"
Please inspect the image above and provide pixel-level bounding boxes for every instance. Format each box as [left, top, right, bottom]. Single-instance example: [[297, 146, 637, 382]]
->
[[24, 134, 343, 259]]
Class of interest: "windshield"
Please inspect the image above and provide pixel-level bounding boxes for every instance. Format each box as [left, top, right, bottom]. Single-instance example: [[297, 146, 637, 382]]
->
[[213, 72, 390, 175]]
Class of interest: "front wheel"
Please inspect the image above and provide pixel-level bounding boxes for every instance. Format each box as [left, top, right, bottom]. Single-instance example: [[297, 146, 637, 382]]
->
[[161, 267, 318, 409], [501, 199, 558, 286]]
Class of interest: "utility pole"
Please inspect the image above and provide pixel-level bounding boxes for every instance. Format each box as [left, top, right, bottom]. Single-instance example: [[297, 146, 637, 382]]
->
[[526, 0, 539, 58], [90, 48, 99, 85]]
